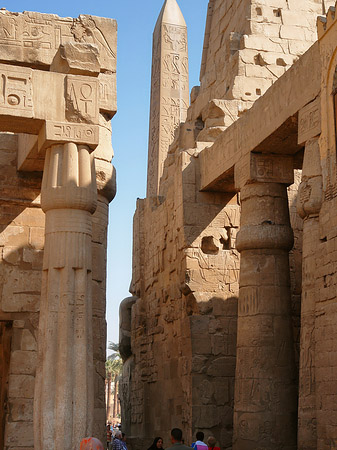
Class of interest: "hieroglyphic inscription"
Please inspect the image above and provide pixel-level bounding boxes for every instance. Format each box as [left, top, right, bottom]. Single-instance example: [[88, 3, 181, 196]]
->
[[146, 18, 189, 197], [235, 153, 294, 189], [0, 12, 116, 72], [39, 121, 99, 151], [251, 154, 294, 184], [66, 75, 98, 123], [0, 65, 33, 117], [239, 287, 258, 316], [98, 73, 116, 116], [298, 98, 321, 145], [163, 24, 187, 52]]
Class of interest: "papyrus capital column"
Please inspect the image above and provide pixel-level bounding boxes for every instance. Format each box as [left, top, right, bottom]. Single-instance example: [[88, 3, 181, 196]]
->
[[34, 142, 97, 450], [233, 153, 297, 449]]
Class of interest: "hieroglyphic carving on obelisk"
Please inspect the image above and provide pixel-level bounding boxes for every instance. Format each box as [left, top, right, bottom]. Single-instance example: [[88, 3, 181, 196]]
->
[[147, 0, 189, 197]]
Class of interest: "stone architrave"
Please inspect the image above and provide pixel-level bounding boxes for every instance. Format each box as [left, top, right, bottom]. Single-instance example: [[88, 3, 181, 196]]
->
[[233, 156, 297, 449], [146, 0, 189, 197]]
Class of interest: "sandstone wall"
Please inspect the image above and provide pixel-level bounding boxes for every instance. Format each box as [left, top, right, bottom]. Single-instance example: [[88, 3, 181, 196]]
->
[[126, 144, 240, 448], [200, 0, 327, 105], [0, 133, 42, 449]]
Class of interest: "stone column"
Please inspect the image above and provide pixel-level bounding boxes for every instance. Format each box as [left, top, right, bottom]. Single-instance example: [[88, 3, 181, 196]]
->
[[296, 137, 322, 449], [92, 129, 116, 440], [233, 155, 297, 449], [34, 142, 97, 450]]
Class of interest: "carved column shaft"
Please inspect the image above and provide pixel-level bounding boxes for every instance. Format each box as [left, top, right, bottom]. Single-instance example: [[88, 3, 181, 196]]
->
[[233, 182, 297, 450], [297, 137, 322, 449], [34, 143, 97, 450]]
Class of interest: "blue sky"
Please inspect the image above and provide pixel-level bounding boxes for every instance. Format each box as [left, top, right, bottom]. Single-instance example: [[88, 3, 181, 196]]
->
[[6, 0, 208, 345]]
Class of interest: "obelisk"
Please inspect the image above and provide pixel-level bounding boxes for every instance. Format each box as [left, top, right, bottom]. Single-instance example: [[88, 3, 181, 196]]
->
[[147, 0, 189, 197]]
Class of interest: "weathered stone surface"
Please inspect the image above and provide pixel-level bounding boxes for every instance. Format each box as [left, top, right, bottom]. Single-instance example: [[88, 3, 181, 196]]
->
[[5, 421, 34, 447]]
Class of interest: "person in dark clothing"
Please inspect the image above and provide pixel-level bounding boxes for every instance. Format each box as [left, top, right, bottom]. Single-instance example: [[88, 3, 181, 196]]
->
[[148, 437, 164, 450]]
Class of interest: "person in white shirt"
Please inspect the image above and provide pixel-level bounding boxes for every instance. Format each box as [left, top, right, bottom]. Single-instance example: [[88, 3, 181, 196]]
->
[[191, 432, 208, 450]]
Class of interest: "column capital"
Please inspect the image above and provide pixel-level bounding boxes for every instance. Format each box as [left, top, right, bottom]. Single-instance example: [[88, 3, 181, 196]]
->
[[41, 143, 97, 213], [236, 182, 294, 253]]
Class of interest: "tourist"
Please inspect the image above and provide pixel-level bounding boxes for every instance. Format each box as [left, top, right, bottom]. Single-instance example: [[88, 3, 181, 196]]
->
[[121, 433, 128, 450], [112, 430, 124, 450], [165, 428, 191, 450], [147, 437, 164, 450], [80, 437, 104, 450], [107, 424, 112, 449], [191, 432, 207, 450], [206, 436, 220, 450]]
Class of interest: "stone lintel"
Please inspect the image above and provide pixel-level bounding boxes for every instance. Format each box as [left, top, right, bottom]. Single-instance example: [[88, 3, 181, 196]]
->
[[234, 153, 294, 190], [298, 97, 321, 145], [199, 42, 320, 192], [0, 64, 115, 126], [2, 63, 116, 171]]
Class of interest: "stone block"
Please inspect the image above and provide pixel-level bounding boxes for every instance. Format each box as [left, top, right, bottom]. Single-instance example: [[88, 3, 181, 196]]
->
[[192, 404, 221, 428], [5, 421, 34, 447], [289, 39, 312, 56], [92, 242, 106, 282], [213, 378, 230, 405], [23, 248, 43, 269], [12, 209, 44, 228], [10, 350, 37, 375], [281, 10, 312, 27], [0, 225, 29, 247], [243, 35, 284, 52], [21, 329, 37, 351], [51, 42, 100, 76], [211, 334, 226, 355], [280, 25, 309, 41], [2, 246, 21, 265], [207, 356, 236, 377], [0, 146, 16, 166], [10, 398, 34, 421], [1, 267, 41, 312], [8, 374, 35, 398], [29, 227, 45, 250]]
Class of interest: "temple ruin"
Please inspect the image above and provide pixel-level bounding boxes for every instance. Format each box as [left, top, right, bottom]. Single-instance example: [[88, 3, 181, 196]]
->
[[0, 9, 117, 450], [120, 0, 337, 449]]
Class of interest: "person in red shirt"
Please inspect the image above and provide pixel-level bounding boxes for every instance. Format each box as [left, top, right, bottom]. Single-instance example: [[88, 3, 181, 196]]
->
[[206, 436, 220, 450], [80, 437, 104, 450], [107, 424, 112, 449]]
